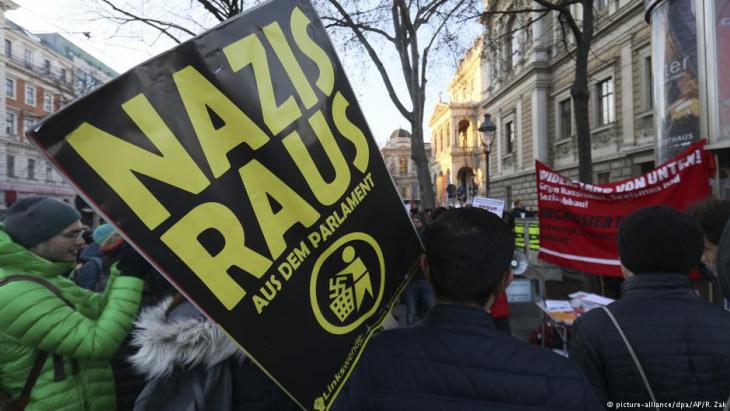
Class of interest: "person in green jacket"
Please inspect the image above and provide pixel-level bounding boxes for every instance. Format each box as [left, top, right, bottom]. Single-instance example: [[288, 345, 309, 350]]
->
[[0, 197, 145, 411]]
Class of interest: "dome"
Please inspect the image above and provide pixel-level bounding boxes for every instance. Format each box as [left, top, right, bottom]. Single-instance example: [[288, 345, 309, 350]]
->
[[389, 128, 411, 140]]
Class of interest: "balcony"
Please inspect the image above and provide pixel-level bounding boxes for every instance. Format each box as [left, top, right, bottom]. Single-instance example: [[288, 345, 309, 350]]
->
[[4, 52, 72, 89]]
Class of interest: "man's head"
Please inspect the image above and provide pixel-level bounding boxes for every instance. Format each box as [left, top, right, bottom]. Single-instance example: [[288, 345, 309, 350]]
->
[[618, 205, 704, 276], [687, 198, 730, 271], [424, 208, 514, 307], [412, 213, 426, 230], [514, 200, 524, 209], [4, 197, 84, 262]]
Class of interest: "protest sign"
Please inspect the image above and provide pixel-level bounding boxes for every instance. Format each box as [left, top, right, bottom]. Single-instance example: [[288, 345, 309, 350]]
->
[[27, 1, 422, 409], [472, 196, 505, 217], [536, 141, 712, 277]]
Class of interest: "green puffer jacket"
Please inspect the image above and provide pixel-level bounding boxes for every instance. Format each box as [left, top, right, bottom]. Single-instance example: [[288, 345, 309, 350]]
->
[[0, 228, 144, 411]]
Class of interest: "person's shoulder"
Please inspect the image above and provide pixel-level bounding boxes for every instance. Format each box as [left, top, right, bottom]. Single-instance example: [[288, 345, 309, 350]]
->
[[365, 326, 425, 352]]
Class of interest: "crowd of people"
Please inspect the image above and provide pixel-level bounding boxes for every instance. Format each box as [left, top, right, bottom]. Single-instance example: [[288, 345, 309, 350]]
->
[[1, 195, 730, 410]]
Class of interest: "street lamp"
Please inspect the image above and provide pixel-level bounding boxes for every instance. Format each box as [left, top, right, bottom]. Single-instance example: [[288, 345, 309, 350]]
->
[[478, 113, 496, 196]]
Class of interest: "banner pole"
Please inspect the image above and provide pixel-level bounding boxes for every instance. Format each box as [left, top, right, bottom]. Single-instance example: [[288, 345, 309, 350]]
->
[[600, 275, 606, 297]]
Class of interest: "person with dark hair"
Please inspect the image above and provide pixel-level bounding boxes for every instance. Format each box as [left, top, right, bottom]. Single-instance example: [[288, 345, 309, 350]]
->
[[335, 208, 602, 410], [431, 206, 448, 221], [0, 197, 145, 411], [570, 205, 730, 405], [716, 221, 730, 301], [687, 198, 730, 273], [403, 212, 434, 325]]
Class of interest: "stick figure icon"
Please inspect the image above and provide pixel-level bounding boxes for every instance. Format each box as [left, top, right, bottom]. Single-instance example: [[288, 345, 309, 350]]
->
[[337, 245, 373, 310]]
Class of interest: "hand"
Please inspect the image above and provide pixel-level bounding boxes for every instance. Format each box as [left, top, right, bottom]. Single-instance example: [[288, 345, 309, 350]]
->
[[116, 244, 152, 279]]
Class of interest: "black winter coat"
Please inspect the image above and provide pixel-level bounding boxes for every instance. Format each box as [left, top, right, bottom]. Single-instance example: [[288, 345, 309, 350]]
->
[[334, 304, 603, 410], [570, 274, 730, 406]]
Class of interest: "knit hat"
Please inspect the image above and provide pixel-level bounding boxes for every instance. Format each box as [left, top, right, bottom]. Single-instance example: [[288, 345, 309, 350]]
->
[[4, 197, 81, 248], [617, 205, 704, 274], [92, 224, 115, 245]]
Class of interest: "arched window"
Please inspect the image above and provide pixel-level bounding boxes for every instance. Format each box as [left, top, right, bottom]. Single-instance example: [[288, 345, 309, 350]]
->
[[504, 17, 521, 72], [399, 155, 408, 175]]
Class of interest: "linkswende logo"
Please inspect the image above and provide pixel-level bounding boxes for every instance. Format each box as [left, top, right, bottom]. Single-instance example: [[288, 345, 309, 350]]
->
[[310, 232, 385, 335]]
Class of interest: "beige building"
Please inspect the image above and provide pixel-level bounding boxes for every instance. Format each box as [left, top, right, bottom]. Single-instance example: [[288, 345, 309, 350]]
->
[[429, 37, 489, 206], [380, 128, 431, 207], [431, 0, 656, 210]]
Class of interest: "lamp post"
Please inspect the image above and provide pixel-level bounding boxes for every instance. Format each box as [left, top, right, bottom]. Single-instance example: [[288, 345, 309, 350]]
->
[[478, 113, 496, 196]]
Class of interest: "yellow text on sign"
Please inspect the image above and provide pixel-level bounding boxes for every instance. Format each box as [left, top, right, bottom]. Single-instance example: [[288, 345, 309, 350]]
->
[[66, 7, 370, 311]]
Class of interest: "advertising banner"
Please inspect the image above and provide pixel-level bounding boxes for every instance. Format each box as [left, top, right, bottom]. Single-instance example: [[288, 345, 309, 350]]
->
[[27, 0, 422, 409], [472, 196, 505, 218], [536, 141, 712, 277], [651, 0, 702, 162]]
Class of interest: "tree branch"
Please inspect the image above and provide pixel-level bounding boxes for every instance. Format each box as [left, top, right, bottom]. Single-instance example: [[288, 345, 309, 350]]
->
[[326, 0, 412, 118], [98, 0, 197, 43]]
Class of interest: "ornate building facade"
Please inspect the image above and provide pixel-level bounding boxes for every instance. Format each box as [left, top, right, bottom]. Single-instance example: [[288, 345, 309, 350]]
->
[[429, 37, 489, 206], [0, 0, 117, 207], [431, 0, 656, 210], [380, 128, 431, 207]]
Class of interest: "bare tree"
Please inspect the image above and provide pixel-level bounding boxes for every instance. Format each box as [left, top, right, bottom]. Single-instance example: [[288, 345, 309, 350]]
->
[[313, 0, 479, 209], [91, 0, 480, 209], [483, 0, 595, 183]]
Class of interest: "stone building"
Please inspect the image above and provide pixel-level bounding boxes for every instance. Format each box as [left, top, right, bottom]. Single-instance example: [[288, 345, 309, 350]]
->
[[429, 36, 489, 206], [0, 0, 117, 207], [431, 0, 656, 210], [380, 128, 431, 207]]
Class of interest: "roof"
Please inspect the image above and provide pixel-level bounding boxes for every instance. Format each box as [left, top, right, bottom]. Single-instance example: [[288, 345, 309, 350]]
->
[[389, 128, 411, 140]]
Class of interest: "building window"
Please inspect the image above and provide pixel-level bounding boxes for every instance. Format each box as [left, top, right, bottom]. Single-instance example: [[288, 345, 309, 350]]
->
[[504, 17, 521, 72], [559, 98, 572, 139], [5, 78, 15, 99], [399, 156, 408, 175], [23, 116, 35, 133], [44, 59, 51, 74], [46, 164, 53, 182], [6, 155, 15, 178], [5, 112, 15, 135], [505, 121, 515, 154], [24, 49, 33, 67], [597, 172, 610, 184], [596, 0, 609, 9], [4, 39, 11, 57], [596, 78, 615, 126], [43, 94, 53, 112], [60, 68, 67, 83], [642, 56, 653, 110], [640, 161, 655, 174], [27, 159, 35, 180], [25, 85, 36, 106]]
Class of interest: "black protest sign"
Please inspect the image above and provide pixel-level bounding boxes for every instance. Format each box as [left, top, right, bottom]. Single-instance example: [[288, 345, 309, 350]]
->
[[28, 0, 422, 408]]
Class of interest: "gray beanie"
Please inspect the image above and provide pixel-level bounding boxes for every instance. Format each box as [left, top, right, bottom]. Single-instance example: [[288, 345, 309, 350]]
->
[[4, 197, 81, 248]]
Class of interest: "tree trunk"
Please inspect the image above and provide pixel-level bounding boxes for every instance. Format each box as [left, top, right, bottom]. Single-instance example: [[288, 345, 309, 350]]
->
[[573, 1, 594, 184], [410, 121, 435, 210]]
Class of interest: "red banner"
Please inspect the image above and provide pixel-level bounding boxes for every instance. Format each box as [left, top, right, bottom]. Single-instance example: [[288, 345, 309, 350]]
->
[[536, 141, 712, 277]]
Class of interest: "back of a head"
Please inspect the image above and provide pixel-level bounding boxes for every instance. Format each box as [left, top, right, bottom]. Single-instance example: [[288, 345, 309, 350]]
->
[[425, 208, 514, 306], [687, 198, 730, 245], [618, 205, 704, 275]]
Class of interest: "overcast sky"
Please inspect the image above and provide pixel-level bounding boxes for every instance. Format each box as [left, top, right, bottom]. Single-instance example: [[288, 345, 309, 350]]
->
[[8, 0, 479, 148]]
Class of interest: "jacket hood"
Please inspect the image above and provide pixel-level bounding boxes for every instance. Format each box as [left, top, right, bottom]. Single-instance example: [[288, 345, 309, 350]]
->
[[717, 221, 730, 300], [0, 226, 74, 278], [128, 297, 245, 380]]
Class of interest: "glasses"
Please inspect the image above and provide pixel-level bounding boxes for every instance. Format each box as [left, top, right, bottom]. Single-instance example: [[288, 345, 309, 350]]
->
[[59, 229, 88, 240]]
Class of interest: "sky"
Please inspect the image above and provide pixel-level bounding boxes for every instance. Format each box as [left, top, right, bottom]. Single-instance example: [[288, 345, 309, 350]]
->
[[7, 0, 481, 148]]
